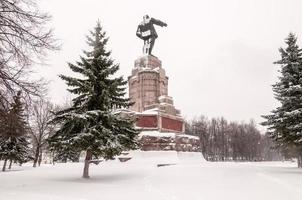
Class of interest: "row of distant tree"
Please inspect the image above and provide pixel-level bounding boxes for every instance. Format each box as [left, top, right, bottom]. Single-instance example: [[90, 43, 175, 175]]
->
[[185, 117, 282, 161]]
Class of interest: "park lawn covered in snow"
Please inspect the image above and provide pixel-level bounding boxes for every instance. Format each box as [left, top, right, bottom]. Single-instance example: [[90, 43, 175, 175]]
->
[[1, 151, 302, 200]]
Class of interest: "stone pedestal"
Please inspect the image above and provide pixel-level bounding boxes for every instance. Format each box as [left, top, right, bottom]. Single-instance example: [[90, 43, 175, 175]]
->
[[127, 55, 200, 152], [128, 55, 184, 133]]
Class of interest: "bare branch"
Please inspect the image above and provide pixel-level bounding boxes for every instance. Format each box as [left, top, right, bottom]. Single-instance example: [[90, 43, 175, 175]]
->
[[0, 0, 59, 105]]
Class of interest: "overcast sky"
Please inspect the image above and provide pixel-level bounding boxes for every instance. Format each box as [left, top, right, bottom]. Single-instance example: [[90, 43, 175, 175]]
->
[[36, 0, 302, 130]]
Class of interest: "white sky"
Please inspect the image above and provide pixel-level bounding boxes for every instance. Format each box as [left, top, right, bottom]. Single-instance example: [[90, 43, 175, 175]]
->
[[36, 0, 302, 130]]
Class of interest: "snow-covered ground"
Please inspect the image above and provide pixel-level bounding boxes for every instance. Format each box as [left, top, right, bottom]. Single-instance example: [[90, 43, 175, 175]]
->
[[1, 151, 302, 200]]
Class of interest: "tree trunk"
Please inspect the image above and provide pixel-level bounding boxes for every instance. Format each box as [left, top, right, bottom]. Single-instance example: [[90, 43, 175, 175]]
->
[[2, 159, 8, 171], [52, 151, 55, 165], [298, 154, 302, 168], [82, 150, 92, 178], [33, 145, 40, 167], [38, 151, 42, 166], [8, 159, 13, 169]]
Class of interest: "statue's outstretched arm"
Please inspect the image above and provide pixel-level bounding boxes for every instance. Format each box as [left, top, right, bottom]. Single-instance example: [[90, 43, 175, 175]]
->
[[151, 18, 167, 27]]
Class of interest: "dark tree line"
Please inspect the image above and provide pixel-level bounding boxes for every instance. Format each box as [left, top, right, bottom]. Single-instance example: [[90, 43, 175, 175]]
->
[[186, 116, 282, 161]]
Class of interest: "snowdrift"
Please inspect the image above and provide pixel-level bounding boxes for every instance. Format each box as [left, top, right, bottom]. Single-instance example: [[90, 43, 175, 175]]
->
[[126, 150, 206, 166]]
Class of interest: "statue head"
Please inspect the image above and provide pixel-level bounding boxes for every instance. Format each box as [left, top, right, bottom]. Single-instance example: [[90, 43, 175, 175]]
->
[[143, 15, 150, 24]]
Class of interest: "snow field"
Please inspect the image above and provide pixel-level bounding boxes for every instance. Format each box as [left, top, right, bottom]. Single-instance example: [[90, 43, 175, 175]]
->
[[0, 151, 302, 200]]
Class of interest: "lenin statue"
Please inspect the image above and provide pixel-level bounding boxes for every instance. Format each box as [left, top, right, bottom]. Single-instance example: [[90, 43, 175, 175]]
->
[[136, 15, 167, 55]]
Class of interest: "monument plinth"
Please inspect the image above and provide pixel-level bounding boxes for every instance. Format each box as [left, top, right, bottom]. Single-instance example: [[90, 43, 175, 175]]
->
[[128, 55, 184, 133]]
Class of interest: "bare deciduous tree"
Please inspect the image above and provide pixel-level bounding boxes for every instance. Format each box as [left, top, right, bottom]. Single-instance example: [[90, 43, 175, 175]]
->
[[0, 0, 58, 103], [29, 98, 55, 167]]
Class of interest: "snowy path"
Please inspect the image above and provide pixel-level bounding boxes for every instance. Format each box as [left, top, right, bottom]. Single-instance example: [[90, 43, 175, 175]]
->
[[0, 161, 301, 200]]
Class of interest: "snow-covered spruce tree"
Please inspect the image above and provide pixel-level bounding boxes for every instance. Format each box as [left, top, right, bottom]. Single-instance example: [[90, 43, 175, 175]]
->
[[48, 22, 139, 178], [262, 33, 302, 167], [0, 91, 30, 171]]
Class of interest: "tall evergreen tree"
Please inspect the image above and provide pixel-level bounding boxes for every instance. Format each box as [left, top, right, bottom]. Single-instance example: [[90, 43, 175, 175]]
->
[[0, 91, 30, 171], [49, 22, 139, 178], [262, 33, 302, 167]]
